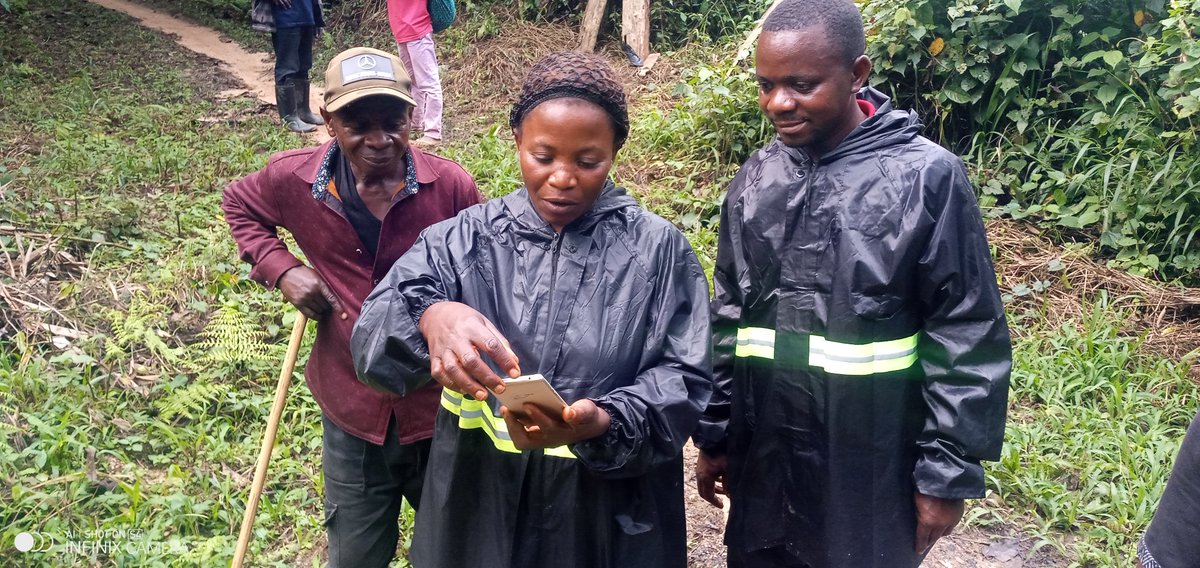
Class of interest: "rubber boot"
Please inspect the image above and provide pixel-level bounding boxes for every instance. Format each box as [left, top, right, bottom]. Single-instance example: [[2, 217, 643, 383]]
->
[[295, 79, 325, 126], [276, 81, 317, 133]]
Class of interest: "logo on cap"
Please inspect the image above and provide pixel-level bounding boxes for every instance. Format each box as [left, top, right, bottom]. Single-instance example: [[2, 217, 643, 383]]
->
[[341, 55, 397, 85]]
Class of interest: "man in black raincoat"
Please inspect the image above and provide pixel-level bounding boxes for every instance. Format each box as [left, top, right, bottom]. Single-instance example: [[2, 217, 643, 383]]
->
[[693, 1, 1012, 566]]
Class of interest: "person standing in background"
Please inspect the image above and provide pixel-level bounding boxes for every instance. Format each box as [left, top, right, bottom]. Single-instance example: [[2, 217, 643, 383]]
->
[[388, 0, 444, 147], [267, 0, 326, 133]]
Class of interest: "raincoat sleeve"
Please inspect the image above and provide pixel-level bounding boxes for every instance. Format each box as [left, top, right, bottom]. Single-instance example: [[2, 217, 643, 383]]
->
[[692, 178, 748, 456], [913, 157, 1012, 499], [571, 229, 714, 478], [221, 166, 305, 291], [351, 218, 467, 395]]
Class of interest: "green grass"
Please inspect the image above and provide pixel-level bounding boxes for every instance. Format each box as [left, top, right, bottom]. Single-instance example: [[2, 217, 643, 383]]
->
[[0, 2, 337, 565], [980, 294, 1200, 565], [2, 2, 1199, 568], [971, 111, 1200, 278]]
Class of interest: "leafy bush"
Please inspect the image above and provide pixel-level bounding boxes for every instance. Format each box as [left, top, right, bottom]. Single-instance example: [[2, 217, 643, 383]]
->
[[863, 0, 1200, 278], [971, 111, 1200, 275], [863, 0, 1176, 145], [632, 60, 771, 166]]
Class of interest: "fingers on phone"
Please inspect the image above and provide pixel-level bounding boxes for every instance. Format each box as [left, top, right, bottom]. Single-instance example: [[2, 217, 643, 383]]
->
[[479, 321, 520, 377], [435, 348, 487, 399], [458, 346, 504, 395]]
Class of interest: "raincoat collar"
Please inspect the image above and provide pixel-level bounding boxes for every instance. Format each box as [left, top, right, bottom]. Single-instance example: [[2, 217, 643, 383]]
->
[[780, 86, 922, 166], [505, 180, 637, 237]]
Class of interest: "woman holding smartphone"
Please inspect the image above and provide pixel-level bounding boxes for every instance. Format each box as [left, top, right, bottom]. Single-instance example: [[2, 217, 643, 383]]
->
[[351, 52, 713, 568]]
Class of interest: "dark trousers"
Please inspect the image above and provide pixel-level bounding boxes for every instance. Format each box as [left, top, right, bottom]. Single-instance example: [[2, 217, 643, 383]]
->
[[270, 26, 314, 84], [322, 415, 431, 568], [1140, 411, 1200, 568]]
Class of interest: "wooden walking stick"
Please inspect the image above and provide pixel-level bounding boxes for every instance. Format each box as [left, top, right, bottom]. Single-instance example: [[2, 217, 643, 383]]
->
[[231, 313, 308, 568]]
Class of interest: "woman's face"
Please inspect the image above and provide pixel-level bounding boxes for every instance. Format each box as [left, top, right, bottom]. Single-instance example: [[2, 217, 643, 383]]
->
[[514, 98, 616, 233]]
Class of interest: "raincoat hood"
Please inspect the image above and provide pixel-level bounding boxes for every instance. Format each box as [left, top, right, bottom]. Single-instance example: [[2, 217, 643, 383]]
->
[[780, 86, 922, 166], [509, 180, 640, 237]]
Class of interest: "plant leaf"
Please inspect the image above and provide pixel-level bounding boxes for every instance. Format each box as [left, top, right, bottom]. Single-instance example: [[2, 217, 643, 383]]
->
[[1096, 84, 1120, 104]]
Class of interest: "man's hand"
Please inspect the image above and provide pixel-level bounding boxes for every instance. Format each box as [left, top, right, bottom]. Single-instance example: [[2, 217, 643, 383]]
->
[[914, 492, 964, 554], [696, 450, 729, 508], [278, 266, 346, 321], [418, 301, 520, 401], [272, 0, 293, 8], [501, 399, 610, 449]]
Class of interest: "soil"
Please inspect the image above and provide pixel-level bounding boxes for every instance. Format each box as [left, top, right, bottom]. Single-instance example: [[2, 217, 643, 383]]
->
[[80, 2, 1076, 566]]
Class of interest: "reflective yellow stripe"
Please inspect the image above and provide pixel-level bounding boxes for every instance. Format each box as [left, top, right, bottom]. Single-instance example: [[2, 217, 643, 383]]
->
[[808, 333, 919, 376], [440, 389, 576, 459], [735, 327, 776, 359]]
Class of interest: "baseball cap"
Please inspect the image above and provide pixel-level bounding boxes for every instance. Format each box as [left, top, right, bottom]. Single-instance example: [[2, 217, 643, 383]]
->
[[323, 47, 416, 112]]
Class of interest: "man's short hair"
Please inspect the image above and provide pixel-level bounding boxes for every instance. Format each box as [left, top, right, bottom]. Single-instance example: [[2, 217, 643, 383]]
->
[[762, 0, 866, 66]]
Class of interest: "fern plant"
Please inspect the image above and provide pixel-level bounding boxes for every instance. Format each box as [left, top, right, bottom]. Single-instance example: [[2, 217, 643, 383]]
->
[[155, 381, 231, 422], [105, 293, 183, 366], [154, 305, 279, 422], [189, 304, 275, 370]]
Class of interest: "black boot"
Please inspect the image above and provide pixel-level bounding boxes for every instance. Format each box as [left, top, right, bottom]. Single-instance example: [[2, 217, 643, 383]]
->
[[276, 81, 317, 133], [295, 79, 325, 126]]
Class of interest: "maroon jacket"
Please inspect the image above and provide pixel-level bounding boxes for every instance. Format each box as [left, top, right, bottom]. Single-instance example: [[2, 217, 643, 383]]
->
[[222, 139, 481, 445]]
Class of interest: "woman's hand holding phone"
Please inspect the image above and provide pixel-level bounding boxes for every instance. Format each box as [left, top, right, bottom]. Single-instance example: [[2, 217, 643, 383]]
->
[[419, 301, 521, 401], [502, 399, 612, 449]]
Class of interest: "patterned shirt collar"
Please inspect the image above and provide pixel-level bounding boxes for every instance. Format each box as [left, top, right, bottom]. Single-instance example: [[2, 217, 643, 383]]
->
[[311, 144, 420, 204]]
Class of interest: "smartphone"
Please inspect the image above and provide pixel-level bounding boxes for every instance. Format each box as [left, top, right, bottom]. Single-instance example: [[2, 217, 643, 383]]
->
[[490, 374, 568, 416]]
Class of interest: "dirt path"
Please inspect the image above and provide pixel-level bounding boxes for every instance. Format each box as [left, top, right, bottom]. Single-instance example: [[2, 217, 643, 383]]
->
[[86, 0, 329, 143]]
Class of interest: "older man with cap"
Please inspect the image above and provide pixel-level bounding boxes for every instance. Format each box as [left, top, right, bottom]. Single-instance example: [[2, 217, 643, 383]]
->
[[221, 46, 482, 567]]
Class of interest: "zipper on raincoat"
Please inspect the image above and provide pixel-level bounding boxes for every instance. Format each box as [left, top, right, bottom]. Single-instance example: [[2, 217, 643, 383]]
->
[[536, 232, 564, 380], [548, 232, 563, 318]]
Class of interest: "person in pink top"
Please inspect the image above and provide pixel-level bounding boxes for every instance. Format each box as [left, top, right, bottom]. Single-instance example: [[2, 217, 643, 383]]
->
[[388, 0, 444, 147]]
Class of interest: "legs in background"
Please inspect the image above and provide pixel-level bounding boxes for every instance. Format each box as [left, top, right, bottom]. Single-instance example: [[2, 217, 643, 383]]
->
[[397, 33, 444, 145], [272, 26, 321, 132]]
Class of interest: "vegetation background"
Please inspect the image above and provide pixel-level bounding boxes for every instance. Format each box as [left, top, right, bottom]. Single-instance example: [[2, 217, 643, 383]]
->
[[1, 0, 1198, 566]]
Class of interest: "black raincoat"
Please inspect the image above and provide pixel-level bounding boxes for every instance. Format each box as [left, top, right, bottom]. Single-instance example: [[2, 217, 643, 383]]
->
[[693, 88, 1011, 567], [352, 183, 713, 568]]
